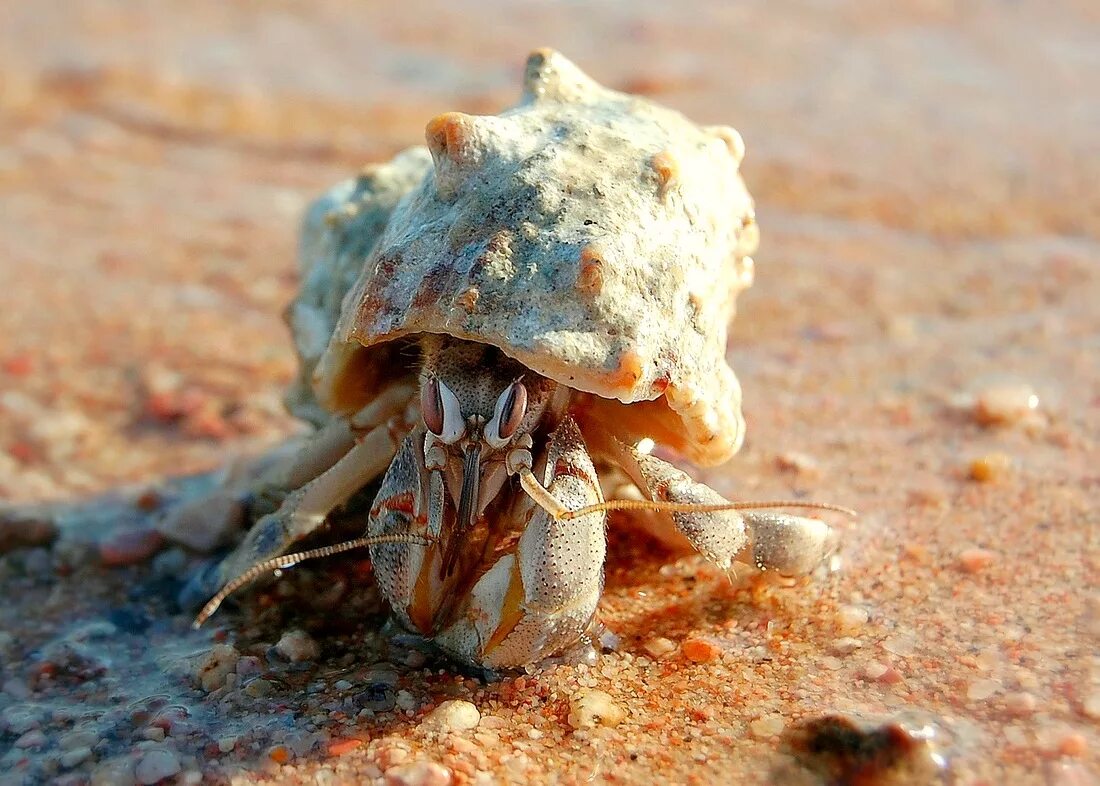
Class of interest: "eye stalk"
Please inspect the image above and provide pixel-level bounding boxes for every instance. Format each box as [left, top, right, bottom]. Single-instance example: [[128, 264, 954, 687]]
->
[[485, 381, 528, 449], [421, 377, 466, 444]]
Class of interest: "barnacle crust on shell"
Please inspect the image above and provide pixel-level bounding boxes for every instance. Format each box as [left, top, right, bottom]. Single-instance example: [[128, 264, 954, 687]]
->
[[308, 49, 758, 466]]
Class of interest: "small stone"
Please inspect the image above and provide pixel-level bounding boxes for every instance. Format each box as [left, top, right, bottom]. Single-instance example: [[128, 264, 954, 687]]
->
[[142, 726, 166, 741], [1081, 691, 1100, 720], [235, 655, 262, 678], [328, 738, 364, 756], [1005, 691, 1037, 716], [217, 736, 238, 753], [958, 547, 996, 574], [862, 661, 902, 684], [268, 745, 292, 765], [135, 749, 181, 784], [836, 605, 869, 631], [3, 677, 31, 700], [275, 629, 321, 662], [567, 689, 625, 729], [966, 678, 1000, 702], [973, 383, 1040, 426], [643, 637, 677, 658], [422, 700, 480, 732], [1058, 732, 1088, 758], [15, 728, 47, 748], [395, 690, 417, 711], [775, 451, 819, 476], [98, 528, 165, 567], [194, 643, 240, 692], [881, 633, 917, 658], [2, 704, 43, 734], [59, 729, 98, 750], [334, 679, 354, 691], [384, 760, 453, 786], [243, 678, 273, 698], [968, 453, 1013, 483], [749, 715, 785, 738], [681, 637, 721, 663], [59, 746, 93, 768], [831, 637, 863, 655]]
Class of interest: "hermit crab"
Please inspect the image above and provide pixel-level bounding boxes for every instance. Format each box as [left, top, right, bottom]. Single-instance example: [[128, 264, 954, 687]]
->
[[186, 49, 849, 670]]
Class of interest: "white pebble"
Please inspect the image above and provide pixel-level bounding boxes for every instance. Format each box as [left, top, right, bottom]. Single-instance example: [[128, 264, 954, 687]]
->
[[831, 637, 863, 655], [973, 383, 1039, 426], [567, 689, 625, 729], [59, 746, 93, 768], [1004, 691, 1037, 716], [14, 729, 46, 748], [422, 700, 480, 732], [836, 605, 868, 631], [1082, 691, 1100, 721], [396, 690, 418, 711], [749, 715, 785, 738], [275, 629, 320, 662], [135, 749, 181, 785], [384, 760, 453, 786], [194, 643, 239, 692], [966, 678, 1001, 702], [643, 637, 677, 658]]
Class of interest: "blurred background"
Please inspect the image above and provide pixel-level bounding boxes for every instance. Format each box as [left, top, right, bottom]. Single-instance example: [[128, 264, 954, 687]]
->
[[1, 0, 1095, 501]]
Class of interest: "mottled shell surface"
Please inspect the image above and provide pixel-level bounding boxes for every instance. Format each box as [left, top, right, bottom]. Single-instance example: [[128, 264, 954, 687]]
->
[[312, 49, 758, 465]]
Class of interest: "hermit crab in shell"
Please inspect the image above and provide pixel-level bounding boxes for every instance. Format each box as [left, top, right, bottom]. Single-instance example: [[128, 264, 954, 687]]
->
[[186, 49, 851, 670]]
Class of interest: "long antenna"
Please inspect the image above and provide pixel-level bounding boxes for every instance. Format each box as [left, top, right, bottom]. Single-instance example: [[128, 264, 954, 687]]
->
[[193, 533, 432, 628], [518, 467, 855, 521]]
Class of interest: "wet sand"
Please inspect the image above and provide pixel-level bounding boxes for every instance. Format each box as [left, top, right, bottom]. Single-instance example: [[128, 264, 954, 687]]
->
[[1, 1, 1097, 784]]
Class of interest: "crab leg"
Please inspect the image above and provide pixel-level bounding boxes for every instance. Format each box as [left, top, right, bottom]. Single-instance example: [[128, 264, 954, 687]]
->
[[210, 397, 418, 592], [591, 432, 834, 576]]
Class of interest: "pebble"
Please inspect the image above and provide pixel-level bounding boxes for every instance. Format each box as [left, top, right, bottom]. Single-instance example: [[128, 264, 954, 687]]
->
[[422, 700, 480, 732], [275, 629, 321, 662], [1081, 691, 1100, 720], [643, 637, 677, 658], [384, 760, 453, 786], [333, 679, 354, 691], [59, 746, 93, 768], [836, 605, 869, 631], [567, 689, 625, 729], [968, 453, 1013, 483], [396, 690, 417, 711], [862, 661, 903, 684], [775, 451, 820, 476], [135, 749, 182, 784], [749, 715, 785, 738], [831, 637, 863, 655], [973, 383, 1039, 426], [958, 547, 996, 574], [99, 528, 165, 567], [59, 729, 99, 751], [2, 704, 43, 734], [1004, 691, 1037, 716], [2, 678, 31, 700], [194, 643, 240, 692], [1058, 732, 1088, 758], [681, 637, 721, 663], [15, 729, 48, 748], [217, 736, 238, 753], [966, 678, 1001, 702]]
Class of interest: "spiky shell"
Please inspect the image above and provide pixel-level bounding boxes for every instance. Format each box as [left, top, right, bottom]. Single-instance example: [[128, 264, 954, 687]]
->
[[310, 49, 758, 466]]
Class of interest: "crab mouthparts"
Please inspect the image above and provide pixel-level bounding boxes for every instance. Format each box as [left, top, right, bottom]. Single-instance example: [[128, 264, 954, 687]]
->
[[444, 443, 481, 577]]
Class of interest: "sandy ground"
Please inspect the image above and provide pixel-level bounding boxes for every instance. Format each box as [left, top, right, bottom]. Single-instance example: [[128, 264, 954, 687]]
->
[[1, 1, 1098, 784]]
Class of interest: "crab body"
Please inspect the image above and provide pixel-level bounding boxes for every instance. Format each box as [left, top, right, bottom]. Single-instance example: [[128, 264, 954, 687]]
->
[[191, 50, 836, 669]]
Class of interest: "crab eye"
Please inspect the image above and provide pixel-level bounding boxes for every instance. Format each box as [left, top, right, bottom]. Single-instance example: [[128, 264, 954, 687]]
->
[[421, 377, 466, 444], [485, 381, 528, 449]]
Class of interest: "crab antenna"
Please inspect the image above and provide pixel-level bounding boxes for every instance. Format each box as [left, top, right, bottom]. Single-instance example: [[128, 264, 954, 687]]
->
[[193, 533, 433, 628], [559, 498, 857, 521], [517, 467, 855, 521]]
